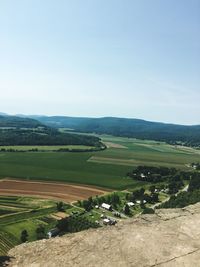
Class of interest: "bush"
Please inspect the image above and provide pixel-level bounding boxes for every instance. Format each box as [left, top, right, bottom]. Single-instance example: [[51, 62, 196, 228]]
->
[[20, 229, 28, 243], [142, 208, 155, 214]]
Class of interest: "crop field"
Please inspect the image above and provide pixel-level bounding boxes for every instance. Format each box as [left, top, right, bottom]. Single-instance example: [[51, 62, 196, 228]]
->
[[0, 136, 199, 257], [0, 179, 108, 255], [0, 231, 19, 256], [0, 135, 199, 190], [0, 192, 113, 255], [0, 179, 109, 202], [0, 196, 60, 255]]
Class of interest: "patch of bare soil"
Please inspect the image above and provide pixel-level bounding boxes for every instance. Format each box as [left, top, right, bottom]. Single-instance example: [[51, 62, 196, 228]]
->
[[0, 179, 108, 203]]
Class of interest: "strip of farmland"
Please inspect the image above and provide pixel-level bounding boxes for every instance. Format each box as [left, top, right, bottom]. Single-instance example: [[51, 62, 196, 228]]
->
[[0, 179, 109, 203]]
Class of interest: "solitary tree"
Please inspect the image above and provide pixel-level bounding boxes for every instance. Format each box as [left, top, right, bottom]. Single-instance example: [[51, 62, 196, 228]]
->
[[36, 225, 46, 240], [124, 204, 130, 215], [151, 193, 159, 203], [20, 229, 28, 243], [149, 185, 156, 194], [82, 200, 92, 211], [56, 201, 64, 211]]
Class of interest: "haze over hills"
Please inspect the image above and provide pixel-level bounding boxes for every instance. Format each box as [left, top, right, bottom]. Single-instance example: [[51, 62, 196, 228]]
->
[[25, 115, 200, 147], [1, 113, 200, 147], [0, 115, 44, 128]]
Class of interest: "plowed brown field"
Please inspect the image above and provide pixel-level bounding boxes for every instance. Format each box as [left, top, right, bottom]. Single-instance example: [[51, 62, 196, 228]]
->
[[0, 178, 109, 202]]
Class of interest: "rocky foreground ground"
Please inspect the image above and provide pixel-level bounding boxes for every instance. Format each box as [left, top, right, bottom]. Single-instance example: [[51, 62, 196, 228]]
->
[[4, 203, 200, 267]]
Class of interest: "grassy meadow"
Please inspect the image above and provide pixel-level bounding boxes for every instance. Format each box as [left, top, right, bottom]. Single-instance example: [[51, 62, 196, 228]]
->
[[0, 135, 199, 190]]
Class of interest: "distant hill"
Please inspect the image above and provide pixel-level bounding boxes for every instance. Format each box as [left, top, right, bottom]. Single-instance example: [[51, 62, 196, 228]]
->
[[0, 112, 8, 116], [26, 116, 200, 147], [0, 115, 44, 128], [0, 115, 101, 147], [28, 115, 92, 128]]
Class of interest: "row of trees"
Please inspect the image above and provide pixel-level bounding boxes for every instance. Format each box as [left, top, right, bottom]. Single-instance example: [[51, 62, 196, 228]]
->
[[56, 215, 99, 233]]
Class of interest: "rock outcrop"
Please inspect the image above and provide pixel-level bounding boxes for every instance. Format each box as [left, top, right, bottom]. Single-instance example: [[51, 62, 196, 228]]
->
[[5, 203, 200, 267]]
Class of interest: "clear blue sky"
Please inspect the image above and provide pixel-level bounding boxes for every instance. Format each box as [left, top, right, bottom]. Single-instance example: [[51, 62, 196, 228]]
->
[[0, 0, 199, 125]]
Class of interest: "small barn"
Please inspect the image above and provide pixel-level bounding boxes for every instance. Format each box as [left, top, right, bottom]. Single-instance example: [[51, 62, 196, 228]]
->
[[127, 202, 135, 207], [101, 203, 112, 211], [103, 218, 110, 225], [47, 228, 60, 238]]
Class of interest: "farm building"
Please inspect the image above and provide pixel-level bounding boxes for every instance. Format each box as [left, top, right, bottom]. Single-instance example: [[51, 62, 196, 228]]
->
[[103, 218, 117, 226], [47, 228, 60, 238], [127, 202, 135, 207], [103, 218, 110, 225], [101, 203, 112, 211], [192, 165, 197, 169]]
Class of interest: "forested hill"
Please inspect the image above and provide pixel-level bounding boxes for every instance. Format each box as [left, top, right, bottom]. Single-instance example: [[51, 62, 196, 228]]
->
[[0, 116, 101, 147], [0, 115, 44, 128], [27, 116, 200, 147]]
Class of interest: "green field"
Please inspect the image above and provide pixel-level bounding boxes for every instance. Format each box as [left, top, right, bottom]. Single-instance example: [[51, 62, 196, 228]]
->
[[0, 196, 59, 255], [0, 195, 104, 255], [0, 136, 199, 190], [0, 135, 199, 256], [0, 231, 19, 256]]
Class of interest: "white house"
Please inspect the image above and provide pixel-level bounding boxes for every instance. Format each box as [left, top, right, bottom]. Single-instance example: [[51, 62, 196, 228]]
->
[[127, 202, 135, 207], [103, 218, 110, 225], [101, 203, 112, 211]]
